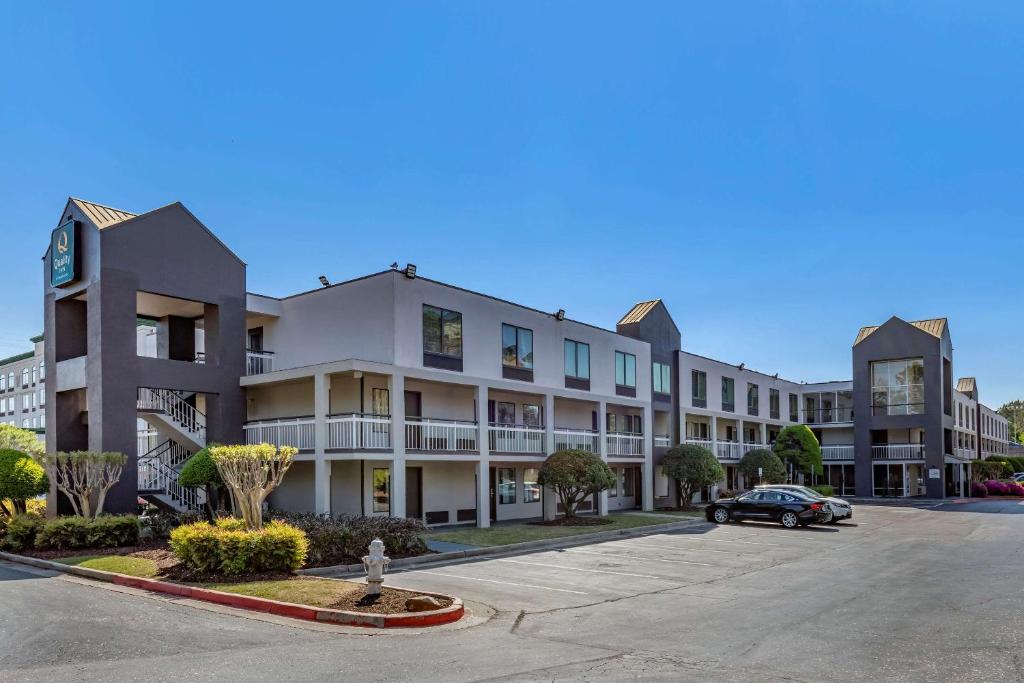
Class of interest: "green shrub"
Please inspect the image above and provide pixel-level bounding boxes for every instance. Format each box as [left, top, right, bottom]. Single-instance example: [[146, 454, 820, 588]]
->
[[0, 424, 44, 458], [270, 512, 427, 567], [35, 516, 91, 550], [811, 484, 835, 497], [0, 449, 49, 517], [170, 519, 308, 575], [661, 444, 724, 509], [739, 449, 787, 485], [0, 515, 44, 552], [140, 510, 205, 540], [773, 425, 822, 477], [86, 515, 140, 548]]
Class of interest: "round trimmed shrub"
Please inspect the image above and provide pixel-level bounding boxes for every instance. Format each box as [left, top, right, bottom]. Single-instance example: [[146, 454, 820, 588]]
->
[[739, 449, 787, 485], [170, 519, 308, 575], [0, 515, 43, 552], [661, 444, 724, 509], [538, 449, 616, 518], [971, 482, 989, 498]]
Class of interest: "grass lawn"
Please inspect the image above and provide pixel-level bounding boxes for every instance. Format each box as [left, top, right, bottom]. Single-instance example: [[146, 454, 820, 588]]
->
[[201, 577, 365, 608], [425, 512, 694, 547], [56, 555, 159, 578]]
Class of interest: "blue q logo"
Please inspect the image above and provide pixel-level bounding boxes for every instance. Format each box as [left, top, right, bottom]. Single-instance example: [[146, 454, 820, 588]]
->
[[50, 221, 78, 287]]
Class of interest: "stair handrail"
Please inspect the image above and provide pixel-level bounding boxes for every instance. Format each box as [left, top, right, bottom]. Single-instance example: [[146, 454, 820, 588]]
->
[[137, 388, 207, 442], [138, 453, 205, 512]]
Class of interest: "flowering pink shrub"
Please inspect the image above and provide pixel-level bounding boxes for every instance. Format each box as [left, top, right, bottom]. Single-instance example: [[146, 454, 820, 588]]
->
[[971, 482, 989, 498], [985, 480, 1007, 495], [1005, 482, 1024, 497]]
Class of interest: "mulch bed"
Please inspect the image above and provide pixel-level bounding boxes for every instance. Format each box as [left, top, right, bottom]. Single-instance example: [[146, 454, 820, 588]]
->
[[19, 542, 172, 562], [323, 584, 453, 614], [530, 517, 614, 527]]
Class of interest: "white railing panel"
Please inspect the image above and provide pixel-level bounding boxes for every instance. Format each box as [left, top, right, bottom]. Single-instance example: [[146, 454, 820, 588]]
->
[[871, 444, 925, 460], [607, 432, 643, 457], [821, 445, 855, 461], [243, 417, 316, 450], [489, 424, 545, 454], [137, 430, 159, 457], [326, 414, 391, 449], [715, 441, 741, 461], [553, 428, 600, 453], [406, 418, 479, 452], [684, 438, 713, 450], [246, 351, 274, 376], [654, 435, 671, 447], [137, 387, 206, 442]]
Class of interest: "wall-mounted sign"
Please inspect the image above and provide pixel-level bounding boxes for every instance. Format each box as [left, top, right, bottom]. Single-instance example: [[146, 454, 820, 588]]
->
[[928, 468, 941, 479], [50, 220, 80, 287]]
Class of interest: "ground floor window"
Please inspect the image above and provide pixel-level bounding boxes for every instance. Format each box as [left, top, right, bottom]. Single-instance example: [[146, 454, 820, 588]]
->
[[872, 463, 926, 497], [498, 467, 516, 504], [822, 464, 855, 497], [523, 467, 540, 503], [622, 467, 635, 498], [609, 467, 618, 497], [372, 468, 390, 512]]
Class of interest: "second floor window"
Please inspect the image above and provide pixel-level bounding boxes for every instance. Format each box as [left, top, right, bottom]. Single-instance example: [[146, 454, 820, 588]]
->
[[564, 340, 590, 379], [21, 369, 29, 386], [422, 305, 462, 358], [615, 351, 636, 388], [0, 375, 5, 391], [502, 324, 533, 369], [722, 377, 735, 412], [692, 370, 707, 407], [747, 383, 759, 415], [653, 362, 671, 394], [770, 388, 780, 419], [871, 357, 925, 415], [789, 393, 799, 422]]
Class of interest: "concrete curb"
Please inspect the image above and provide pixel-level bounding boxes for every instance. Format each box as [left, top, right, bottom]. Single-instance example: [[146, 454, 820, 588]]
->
[[0, 551, 464, 628], [299, 516, 709, 577]]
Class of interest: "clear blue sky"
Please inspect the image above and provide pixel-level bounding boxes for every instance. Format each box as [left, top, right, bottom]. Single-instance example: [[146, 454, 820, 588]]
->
[[1, 2, 1021, 406]]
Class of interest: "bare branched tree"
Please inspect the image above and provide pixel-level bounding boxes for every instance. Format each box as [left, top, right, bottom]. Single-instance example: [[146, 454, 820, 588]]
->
[[37, 451, 126, 519], [210, 444, 297, 530]]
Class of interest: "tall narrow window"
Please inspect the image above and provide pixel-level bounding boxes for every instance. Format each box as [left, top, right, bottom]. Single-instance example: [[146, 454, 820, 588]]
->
[[371, 388, 389, 416], [372, 468, 390, 513], [615, 352, 637, 388], [422, 305, 463, 370], [502, 324, 533, 369], [722, 377, 735, 412], [522, 404, 541, 427], [564, 340, 590, 379], [691, 370, 707, 408], [498, 468, 516, 504], [747, 383, 759, 416], [496, 401, 516, 425], [653, 362, 671, 394], [770, 388, 780, 420], [523, 467, 540, 503]]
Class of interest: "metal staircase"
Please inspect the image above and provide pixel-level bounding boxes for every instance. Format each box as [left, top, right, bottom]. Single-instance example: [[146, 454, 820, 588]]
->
[[137, 439, 206, 513], [137, 387, 207, 450]]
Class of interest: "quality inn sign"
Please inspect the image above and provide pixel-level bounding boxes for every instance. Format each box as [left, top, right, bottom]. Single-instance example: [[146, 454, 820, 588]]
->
[[50, 220, 80, 287]]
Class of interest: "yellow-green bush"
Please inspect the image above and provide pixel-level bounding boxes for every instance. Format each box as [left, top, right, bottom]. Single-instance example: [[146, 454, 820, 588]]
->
[[170, 519, 308, 575]]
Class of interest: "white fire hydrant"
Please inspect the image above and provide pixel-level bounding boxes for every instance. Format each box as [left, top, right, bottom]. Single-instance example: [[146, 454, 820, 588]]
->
[[362, 538, 391, 595]]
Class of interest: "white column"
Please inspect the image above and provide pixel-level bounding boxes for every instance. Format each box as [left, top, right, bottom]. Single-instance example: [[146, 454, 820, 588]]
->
[[544, 393, 555, 455], [388, 373, 406, 518], [314, 457, 331, 515], [711, 415, 719, 458], [642, 404, 654, 511], [476, 384, 490, 528], [597, 399, 609, 516], [680, 410, 687, 443], [313, 371, 329, 456], [760, 422, 767, 446]]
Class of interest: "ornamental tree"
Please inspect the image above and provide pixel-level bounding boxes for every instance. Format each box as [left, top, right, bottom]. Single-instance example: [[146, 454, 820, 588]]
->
[[210, 444, 297, 530], [661, 444, 724, 510], [739, 448, 787, 485], [37, 451, 126, 519], [538, 449, 616, 519], [0, 449, 49, 518], [772, 425, 822, 480], [178, 446, 230, 520], [0, 424, 44, 458]]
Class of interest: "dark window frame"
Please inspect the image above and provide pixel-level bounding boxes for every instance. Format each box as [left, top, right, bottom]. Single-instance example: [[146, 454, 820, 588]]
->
[[422, 304, 464, 371], [722, 376, 735, 412], [563, 339, 591, 380]]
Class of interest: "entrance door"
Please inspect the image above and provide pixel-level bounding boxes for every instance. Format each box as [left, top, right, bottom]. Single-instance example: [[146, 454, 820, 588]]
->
[[405, 466, 423, 519], [488, 466, 497, 522], [405, 391, 422, 449]]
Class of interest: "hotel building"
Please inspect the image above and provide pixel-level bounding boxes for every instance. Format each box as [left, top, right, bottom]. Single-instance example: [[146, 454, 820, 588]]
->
[[40, 198, 1011, 519]]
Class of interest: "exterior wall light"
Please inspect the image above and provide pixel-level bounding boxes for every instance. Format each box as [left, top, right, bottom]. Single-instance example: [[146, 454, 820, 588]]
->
[[404, 264, 417, 279], [318, 275, 330, 287], [555, 309, 565, 321]]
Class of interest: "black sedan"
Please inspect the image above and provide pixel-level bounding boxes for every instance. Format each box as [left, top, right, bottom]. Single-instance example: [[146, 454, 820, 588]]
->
[[705, 490, 829, 528]]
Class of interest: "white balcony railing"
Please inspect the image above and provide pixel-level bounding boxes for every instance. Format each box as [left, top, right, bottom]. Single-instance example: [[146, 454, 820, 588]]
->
[[246, 350, 274, 376], [716, 441, 742, 461], [244, 417, 315, 451], [607, 432, 643, 457], [821, 445, 855, 461], [954, 447, 975, 461], [554, 428, 599, 453], [871, 444, 925, 460], [489, 424, 545, 454], [741, 442, 765, 456], [406, 418, 478, 452], [327, 414, 391, 450], [654, 435, 672, 447], [137, 429, 159, 457], [685, 437, 713, 450]]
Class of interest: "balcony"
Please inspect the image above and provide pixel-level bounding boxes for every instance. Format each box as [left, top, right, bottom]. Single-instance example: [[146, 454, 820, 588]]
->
[[821, 445, 854, 461], [244, 416, 315, 451], [654, 435, 671, 447], [246, 349, 274, 376], [406, 417, 478, 452], [804, 407, 854, 425], [716, 441, 741, 461], [951, 447, 975, 461], [327, 413, 391, 450], [607, 432, 643, 457], [489, 424, 545, 455], [554, 428, 599, 453], [871, 444, 925, 461]]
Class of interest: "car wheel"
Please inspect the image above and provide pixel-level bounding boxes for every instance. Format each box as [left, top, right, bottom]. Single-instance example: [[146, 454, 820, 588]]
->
[[828, 516, 841, 524], [780, 511, 799, 528], [712, 507, 730, 524], [819, 510, 834, 524]]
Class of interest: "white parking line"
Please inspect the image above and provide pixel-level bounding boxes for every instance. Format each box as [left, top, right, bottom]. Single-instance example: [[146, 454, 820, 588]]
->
[[412, 570, 589, 595], [618, 541, 742, 556], [565, 547, 715, 566], [495, 558, 665, 580], [651, 535, 782, 547]]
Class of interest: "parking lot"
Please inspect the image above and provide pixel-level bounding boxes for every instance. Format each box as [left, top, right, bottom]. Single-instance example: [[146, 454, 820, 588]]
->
[[386, 511, 859, 613]]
